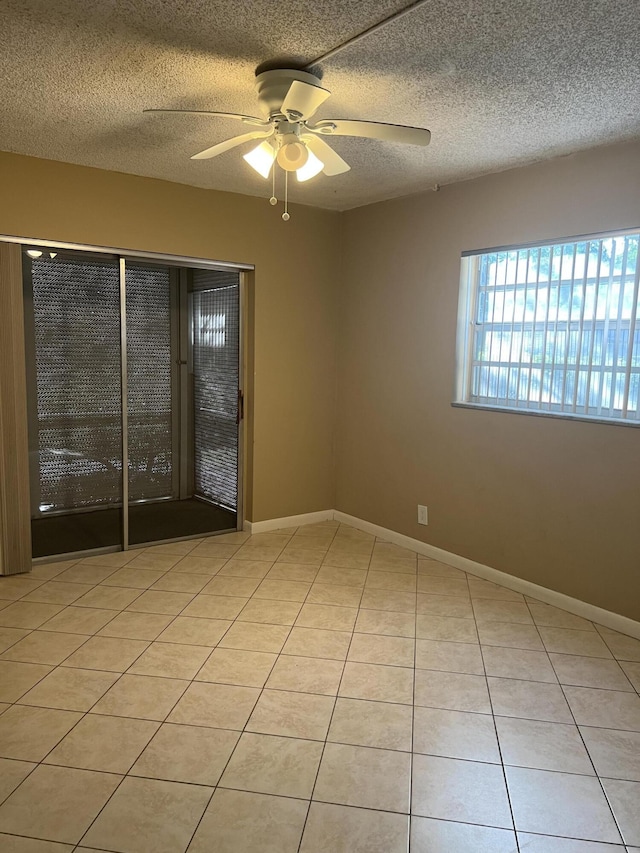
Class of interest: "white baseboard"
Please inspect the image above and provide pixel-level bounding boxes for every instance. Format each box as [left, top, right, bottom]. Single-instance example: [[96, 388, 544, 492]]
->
[[244, 510, 335, 535], [243, 508, 639, 639], [333, 511, 640, 640]]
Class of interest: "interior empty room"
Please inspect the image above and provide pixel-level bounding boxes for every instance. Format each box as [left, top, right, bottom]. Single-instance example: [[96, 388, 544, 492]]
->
[[0, 2, 639, 852]]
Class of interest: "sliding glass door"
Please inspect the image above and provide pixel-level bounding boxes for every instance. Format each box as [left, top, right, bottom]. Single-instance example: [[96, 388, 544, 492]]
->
[[23, 247, 242, 559], [126, 262, 176, 506], [125, 264, 240, 546], [125, 261, 179, 546], [192, 270, 240, 514], [24, 252, 124, 556]]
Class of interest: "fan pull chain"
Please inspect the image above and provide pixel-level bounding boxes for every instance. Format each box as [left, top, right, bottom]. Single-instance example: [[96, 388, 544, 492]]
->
[[269, 163, 277, 206], [282, 171, 290, 221]]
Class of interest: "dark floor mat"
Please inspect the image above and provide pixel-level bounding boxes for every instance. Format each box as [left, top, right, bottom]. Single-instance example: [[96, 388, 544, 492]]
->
[[32, 499, 236, 557]]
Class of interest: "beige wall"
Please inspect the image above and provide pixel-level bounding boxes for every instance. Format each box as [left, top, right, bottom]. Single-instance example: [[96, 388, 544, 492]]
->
[[0, 151, 341, 523], [2, 141, 639, 620], [336, 139, 640, 621]]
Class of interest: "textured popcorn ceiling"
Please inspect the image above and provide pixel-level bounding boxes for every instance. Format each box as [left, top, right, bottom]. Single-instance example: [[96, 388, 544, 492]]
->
[[1, 0, 639, 211]]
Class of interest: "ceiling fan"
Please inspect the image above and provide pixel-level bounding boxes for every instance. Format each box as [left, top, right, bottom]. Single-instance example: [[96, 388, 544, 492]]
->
[[145, 68, 431, 219]]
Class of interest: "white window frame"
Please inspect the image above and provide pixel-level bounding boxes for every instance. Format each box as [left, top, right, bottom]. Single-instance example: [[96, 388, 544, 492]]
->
[[454, 228, 640, 427]]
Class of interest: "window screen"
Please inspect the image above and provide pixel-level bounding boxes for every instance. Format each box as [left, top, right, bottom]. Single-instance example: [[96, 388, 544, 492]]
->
[[457, 231, 640, 423], [27, 255, 175, 513], [126, 264, 174, 501], [192, 270, 240, 511], [27, 256, 123, 511]]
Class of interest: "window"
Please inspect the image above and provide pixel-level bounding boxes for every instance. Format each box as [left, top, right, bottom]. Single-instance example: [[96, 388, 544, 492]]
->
[[455, 230, 640, 424], [197, 310, 226, 349]]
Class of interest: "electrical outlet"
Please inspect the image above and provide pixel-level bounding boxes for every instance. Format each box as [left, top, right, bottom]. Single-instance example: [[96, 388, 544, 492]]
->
[[417, 505, 428, 525]]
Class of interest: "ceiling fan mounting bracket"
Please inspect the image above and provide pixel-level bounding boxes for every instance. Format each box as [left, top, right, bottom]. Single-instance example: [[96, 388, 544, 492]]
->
[[255, 68, 323, 118]]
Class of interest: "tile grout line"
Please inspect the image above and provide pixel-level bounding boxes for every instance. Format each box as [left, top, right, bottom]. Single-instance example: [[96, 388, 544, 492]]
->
[[7, 729, 635, 776], [9, 549, 203, 705], [0, 562, 127, 659], [1, 634, 159, 803], [1, 524, 638, 850], [180, 523, 338, 853], [476, 570, 521, 853], [186, 524, 335, 851], [0, 605, 176, 823], [74, 527, 301, 851], [523, 595, 626, 848], [294, 524, 373, 853], [4, 600, 637, 699], [595, 626, 640, 698], [408, 548, 418, 853], [556, 682, 628, 845], [0, 538, 237, 842], [0, 818, 632, 853]]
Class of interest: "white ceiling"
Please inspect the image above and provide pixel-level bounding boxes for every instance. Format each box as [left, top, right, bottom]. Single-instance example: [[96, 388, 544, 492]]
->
[[1, 0, 639, 210]]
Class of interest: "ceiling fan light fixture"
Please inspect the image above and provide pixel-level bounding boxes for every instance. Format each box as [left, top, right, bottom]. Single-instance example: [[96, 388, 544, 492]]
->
[[243, 139, 276, 178], [276, 136, 309, 172], [296, 148, 324, 182], [147, 66, 430, 221]]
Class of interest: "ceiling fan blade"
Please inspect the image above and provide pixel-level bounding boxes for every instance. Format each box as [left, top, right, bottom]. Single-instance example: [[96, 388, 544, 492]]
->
[[191, 128, 274, 160], [308, 119, 431, 147], [144, 109, 269, 127], [303, 134, 350, 176], [281, 80, 330, 121]]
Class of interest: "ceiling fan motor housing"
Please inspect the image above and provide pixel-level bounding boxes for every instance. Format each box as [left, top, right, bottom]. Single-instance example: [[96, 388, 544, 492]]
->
[[255, 69, 323, 118]]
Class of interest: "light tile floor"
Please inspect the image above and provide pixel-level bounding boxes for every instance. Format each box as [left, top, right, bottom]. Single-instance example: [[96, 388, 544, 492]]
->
[[0, 522, 639, 852]]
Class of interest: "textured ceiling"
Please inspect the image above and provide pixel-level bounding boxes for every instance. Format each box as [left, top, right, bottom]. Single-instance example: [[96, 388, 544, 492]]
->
[[1, 0, 639, 210]]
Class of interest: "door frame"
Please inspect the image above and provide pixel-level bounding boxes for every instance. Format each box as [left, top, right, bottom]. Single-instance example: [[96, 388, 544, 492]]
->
[[0, 242, 31, 575], [1, 233, 253, 566]]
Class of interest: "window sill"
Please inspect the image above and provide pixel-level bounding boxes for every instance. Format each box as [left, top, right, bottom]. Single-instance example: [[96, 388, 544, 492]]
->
[[451, 401, 640, 429]]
